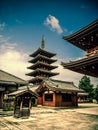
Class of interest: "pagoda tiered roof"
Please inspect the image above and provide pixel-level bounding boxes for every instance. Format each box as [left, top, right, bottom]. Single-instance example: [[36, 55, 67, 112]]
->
[[63, 19, 98, 51], [29, 54, 57, 64], [30, 48, 56, 58], [62, 19, 98, 77], [28, 76, 44, 84], [61, 54, 98, 77], [26, 68, 59, 77], [27, 36, 59, 84], [27, 61, 58, 70]]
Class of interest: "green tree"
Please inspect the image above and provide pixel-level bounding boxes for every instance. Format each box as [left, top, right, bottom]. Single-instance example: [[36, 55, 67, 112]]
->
[[79, 75, 94, 102], [93, 85, 98, 103]]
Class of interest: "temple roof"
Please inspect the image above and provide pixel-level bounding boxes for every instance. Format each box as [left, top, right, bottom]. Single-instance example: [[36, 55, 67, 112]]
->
[[36, 78, 84, 93], [29, 54, 57, 64], [61, 54, 98, 77], [63, 19, 98, 51], [26, 68, 59, 77], [27, 61, 58, 70], [78, 92, 88, 96], [0, 70, 27, 86], [27, 37, 58, 85], [28, 76, 44, 84], [8, 86, 38, 97], [30, 48, 56, 58]]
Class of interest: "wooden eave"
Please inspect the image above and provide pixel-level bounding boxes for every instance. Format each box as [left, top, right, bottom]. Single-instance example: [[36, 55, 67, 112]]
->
[[28, 54, 57, 64], [0, 70, 28, 86], [30, 48, 56, 58], [61, 54, 98, 77], [26, 68, 59, 77], [8, 89, 38, 98], [78, 92, 88, 96], [36, 79, 84, 94], [27, 61, 58, 70], [28, 76, 43, 84], [0, 80, 17, 85], [63, 19, 98, 51]]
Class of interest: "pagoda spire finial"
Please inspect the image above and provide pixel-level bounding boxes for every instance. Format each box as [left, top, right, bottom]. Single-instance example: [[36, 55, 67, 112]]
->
[[41, 35, 45, 49]]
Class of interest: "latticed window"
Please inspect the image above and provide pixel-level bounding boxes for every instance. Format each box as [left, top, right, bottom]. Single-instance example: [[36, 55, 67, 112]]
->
[[45, 94, 53, 101], [62, 94, 72, 102]]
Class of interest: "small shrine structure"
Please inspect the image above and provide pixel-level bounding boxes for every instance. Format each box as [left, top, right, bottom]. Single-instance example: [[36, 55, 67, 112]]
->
[[8, 87, 38, 118]]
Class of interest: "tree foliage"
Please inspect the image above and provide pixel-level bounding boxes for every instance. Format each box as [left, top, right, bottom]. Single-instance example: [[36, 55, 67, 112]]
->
[[79, 75, 94, 102], [93, 85, 98, 103]]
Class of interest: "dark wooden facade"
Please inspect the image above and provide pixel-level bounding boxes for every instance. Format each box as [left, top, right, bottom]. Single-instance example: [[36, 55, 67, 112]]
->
[[26, 36, 59, 84], [0, 70, 27, 108], [38, 92, 78, 107], [62, 19, 98, 77], [36, 79, 83, 107]]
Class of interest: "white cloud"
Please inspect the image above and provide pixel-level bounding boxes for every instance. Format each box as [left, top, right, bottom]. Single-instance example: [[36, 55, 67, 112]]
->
[[0, 22, 6, 31], [0, 35, 18, 52], [44, 15, 63, 34], [0, 35, 29, 80], [0, 36, 83, 85], [0, 36, 97, 86]]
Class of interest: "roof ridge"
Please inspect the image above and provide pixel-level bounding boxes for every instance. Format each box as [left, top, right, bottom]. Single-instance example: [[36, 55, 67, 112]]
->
[[30, 47, 57, 57], [63, 19, 98, 40], [50, 78, 73, 84], [0, 69, 27, 82]]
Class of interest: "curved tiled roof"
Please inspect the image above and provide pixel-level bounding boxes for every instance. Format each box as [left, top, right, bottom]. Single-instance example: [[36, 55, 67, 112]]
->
[[26, 68, 59, 77], [27, 61, 58, 70], [8, 87, 38, 97], [37, 78, 84, 93], [61, 54, 98, 77], [63, 19, 98, 51], [30, 48, 56, 58], [28, 76, 43, 84], [0, 70, 27, 86]]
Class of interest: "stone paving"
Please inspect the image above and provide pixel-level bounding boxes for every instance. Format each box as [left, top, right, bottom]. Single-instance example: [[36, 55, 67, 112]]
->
[[0, 103, 98, 130]]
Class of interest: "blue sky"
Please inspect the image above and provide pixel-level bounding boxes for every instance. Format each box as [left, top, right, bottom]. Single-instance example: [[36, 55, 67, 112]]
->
[[0, 0, 98, 86]]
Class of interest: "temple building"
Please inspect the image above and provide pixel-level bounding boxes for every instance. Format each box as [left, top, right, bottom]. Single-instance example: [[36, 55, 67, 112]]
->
[[36, 78, 83, 107], [61, 19, 98, 78], [26, 36, 59, 85], [25, 36, 85, 107], [0, 70, 27, 108]]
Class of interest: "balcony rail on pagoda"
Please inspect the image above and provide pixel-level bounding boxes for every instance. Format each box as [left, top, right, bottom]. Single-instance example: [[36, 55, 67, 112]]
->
[[86, 46, 98, 57], [27, 61, 58, 70], [28, 54, 57, 64], [27, 68, 59, 77]]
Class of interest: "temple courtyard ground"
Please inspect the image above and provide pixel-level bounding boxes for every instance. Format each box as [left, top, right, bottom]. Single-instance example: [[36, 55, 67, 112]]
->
[[0, 103, 98, 130]]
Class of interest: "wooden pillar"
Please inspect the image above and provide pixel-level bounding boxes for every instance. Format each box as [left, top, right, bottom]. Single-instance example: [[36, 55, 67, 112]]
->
[[53, 93, 56, 107], [20, 98, 23, 111], [29, 99, 31, 108], [35, 98, 37, 105], [76, 93, 78, 106], [0, 92, 3, 108]]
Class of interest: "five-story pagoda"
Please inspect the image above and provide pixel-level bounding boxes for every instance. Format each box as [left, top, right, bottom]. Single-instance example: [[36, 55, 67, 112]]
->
[[26, 36, 59, 85]]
